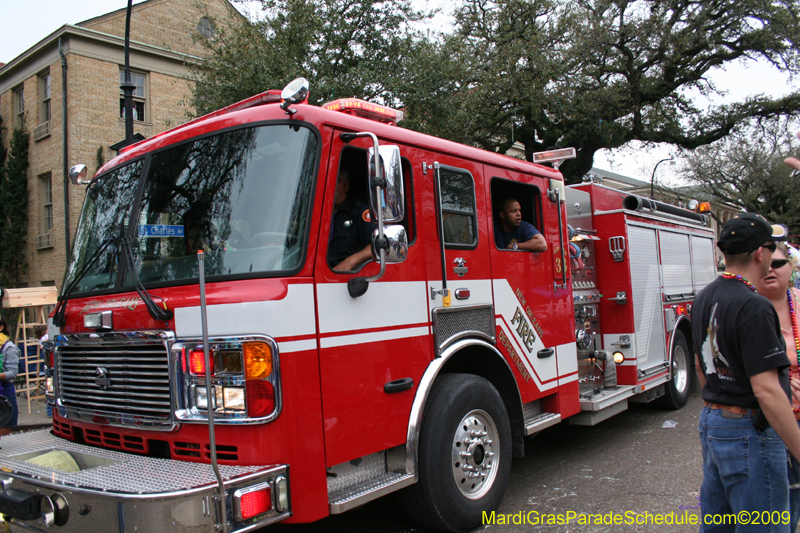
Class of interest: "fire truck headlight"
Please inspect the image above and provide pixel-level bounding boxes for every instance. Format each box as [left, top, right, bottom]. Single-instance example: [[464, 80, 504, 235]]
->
[[195, 386, 215, 410], [223, 387, 246, 411], [244, 342, 273, 380], [613, 351, 625, 364]]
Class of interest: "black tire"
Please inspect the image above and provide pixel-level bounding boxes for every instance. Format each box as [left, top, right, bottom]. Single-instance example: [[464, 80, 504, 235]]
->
[[397, 374, 512, 532], [656, 330, 691, 409]]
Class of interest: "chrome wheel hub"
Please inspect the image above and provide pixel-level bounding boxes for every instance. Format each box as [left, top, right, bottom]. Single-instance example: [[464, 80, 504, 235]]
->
[[672, 345, 688, 393], [451, 409, 499, 500]]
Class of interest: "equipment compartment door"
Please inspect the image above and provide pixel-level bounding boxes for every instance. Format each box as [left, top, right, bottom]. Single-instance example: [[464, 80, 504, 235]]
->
[[627, 226, 666, 370]]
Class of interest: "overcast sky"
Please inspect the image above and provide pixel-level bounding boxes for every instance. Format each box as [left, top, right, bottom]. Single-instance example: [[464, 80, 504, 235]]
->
[[2, 0, 797, 182]]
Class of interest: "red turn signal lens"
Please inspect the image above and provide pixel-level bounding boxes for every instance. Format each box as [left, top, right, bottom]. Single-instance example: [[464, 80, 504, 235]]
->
[[246, 380, 275, 417], [189, 349, 214, 375], [239, 485, 272, 520]]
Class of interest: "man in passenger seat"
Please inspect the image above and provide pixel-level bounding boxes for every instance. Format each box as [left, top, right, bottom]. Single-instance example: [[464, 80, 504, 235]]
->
[[494, 198, 547, 252], [328, 170, 377, 271]]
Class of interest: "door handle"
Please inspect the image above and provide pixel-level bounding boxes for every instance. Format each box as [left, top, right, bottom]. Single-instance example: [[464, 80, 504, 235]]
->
[[384, 377, 414, 394], [537, 348, 554, 359]]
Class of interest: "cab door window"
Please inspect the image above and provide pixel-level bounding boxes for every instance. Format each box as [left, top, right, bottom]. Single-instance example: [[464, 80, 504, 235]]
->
[[328, 146, 416, 271], [491, 178, 544, 251], [439, 167, 477, 249]]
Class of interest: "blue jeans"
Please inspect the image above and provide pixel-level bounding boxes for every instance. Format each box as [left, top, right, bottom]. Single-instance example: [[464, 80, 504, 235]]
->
[[789, 454, 800, 532], [0, 381, 17, 428], [699, 406, 791, 532]]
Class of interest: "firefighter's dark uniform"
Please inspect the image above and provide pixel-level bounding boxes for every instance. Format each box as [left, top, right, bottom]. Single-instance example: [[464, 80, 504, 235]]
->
[[327, 197, 376, 268]]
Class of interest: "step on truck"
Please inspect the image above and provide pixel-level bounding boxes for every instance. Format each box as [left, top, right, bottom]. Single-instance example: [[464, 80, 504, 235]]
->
[[0, 78, 716, 532]]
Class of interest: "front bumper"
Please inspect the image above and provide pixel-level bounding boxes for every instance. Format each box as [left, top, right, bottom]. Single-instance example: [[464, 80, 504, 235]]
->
[[0, 430, 290, 532]]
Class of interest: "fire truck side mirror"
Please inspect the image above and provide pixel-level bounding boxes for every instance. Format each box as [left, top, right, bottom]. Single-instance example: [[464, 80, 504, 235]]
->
[[280, 77, 309, 114], [69, 164, 90, 185], [367, 145, 404, 223], [372, 225, 408, 264]]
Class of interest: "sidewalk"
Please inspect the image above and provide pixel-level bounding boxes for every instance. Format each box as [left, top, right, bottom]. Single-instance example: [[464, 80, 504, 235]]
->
[[14, 397, 52, 427]]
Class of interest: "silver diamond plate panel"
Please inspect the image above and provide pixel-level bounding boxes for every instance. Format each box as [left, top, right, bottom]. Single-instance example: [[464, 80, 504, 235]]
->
[[522, 399, 541, 422], [327, 451, 386, 496], [433, 305, 494, 354], [0, 430, 270, 494], [329, 473, 413, 505]]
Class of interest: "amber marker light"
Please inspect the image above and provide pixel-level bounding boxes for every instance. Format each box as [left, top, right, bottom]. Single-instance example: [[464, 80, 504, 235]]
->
[[244, 342, 273, 380], [698, 202, 712, 213]]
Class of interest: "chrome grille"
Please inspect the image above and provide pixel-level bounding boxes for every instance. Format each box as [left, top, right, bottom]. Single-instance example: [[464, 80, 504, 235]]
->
[[56, 332, 173, 423]]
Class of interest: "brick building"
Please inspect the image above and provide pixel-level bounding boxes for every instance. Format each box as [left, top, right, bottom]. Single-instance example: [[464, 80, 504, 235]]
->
[[0, 0, 243, 290]]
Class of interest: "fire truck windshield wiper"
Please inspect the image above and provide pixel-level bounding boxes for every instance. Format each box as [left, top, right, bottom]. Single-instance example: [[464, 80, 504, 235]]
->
[[53, 236, 120, 327], [119, 236, 174, 323]]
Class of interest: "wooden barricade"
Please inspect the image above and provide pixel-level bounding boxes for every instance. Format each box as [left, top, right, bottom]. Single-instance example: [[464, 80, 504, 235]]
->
[[2, 287, 58, 414]]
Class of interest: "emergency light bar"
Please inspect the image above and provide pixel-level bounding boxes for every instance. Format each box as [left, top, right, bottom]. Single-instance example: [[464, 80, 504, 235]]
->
[[322, 98, 404, 125], [533, 147, 576, 164]]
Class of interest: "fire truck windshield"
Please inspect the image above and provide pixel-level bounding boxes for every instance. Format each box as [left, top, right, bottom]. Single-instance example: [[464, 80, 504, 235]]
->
[[65, 124, 319, 295]]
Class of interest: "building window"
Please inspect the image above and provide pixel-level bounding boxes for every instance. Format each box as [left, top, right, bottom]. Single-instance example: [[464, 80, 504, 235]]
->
[[32, 71, 52, 141], [41, 173, 53, 232], [36, 173, 54, 250], [197, 17, 216, 39], [119, 70, 147, 122], [13, 87, 24, 129], [40, 72, 51, 123]]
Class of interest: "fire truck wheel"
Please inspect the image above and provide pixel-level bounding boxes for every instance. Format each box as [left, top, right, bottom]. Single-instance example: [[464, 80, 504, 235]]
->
[[398, 373, 512, 533], [657, 330, 690, 409]]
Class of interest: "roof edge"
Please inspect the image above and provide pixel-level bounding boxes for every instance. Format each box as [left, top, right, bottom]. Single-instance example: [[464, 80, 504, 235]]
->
[[0, 24, 201, 78]]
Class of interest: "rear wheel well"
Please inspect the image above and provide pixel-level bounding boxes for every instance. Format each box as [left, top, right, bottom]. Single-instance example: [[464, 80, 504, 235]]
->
[[439, 344, 525, 458]]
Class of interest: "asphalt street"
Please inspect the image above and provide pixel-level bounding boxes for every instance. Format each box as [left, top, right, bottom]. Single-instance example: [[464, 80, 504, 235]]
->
[[268, 393, 706, 533], [6, 395, 707, 532]]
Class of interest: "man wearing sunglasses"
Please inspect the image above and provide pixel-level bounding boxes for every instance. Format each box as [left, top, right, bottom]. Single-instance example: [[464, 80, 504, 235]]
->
[[693, 213, 800, 531]]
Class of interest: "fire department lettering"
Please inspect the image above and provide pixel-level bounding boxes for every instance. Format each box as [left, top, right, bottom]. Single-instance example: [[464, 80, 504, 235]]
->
[[498, 331, 531, 382], [511, 308, 537, 353]]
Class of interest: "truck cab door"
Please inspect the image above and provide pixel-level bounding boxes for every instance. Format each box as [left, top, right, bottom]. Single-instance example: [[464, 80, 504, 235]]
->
[[313, 132, 431, 468]]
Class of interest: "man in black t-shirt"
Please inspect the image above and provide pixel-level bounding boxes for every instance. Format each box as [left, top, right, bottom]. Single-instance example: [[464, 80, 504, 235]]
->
[[693, 212, 800, 529], [328, 171, 376, 271]]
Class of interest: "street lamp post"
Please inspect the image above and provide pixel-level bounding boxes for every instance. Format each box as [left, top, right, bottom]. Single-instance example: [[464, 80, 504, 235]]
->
[[121, 0, 135, 144], [650, 156, 675, 199]]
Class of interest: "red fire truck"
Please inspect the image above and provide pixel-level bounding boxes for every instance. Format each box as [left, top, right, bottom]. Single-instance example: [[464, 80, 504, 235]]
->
[[0, 78, 716, 532]]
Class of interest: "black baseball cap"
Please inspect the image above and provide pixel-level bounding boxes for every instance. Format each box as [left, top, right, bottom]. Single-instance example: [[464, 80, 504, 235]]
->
[[717, 213, 787, 255]]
